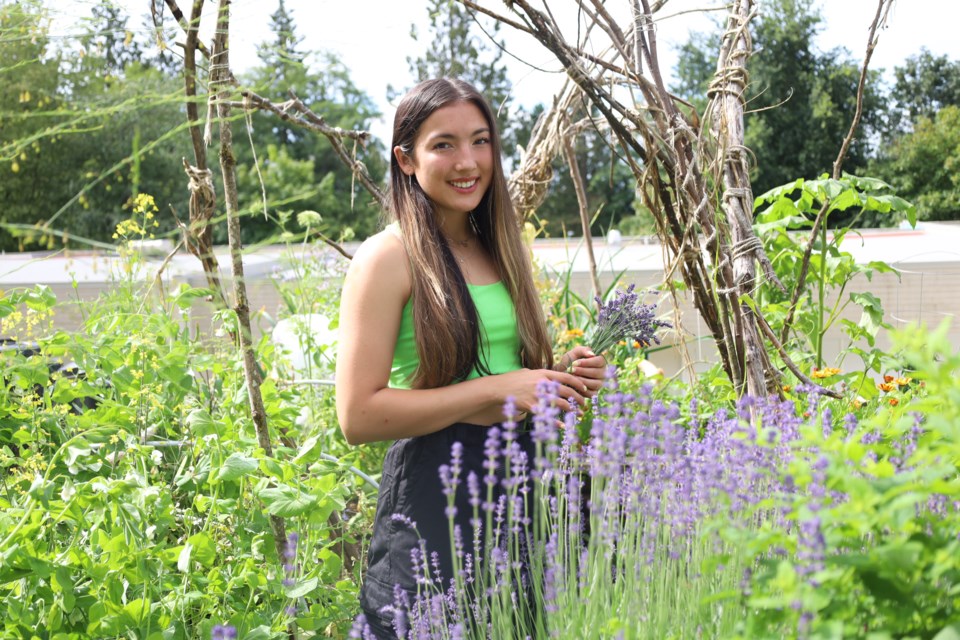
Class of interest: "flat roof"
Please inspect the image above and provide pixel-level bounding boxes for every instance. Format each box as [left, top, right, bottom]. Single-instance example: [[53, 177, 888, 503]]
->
[[2, 222, 960, 287]]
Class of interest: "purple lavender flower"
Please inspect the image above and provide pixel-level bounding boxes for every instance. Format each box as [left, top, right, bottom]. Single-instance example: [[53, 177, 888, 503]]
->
[[283, 532, 298, 588], [584, 284, 670, 355], [348, 614, 373, 639], [211, 625, 237, 640]]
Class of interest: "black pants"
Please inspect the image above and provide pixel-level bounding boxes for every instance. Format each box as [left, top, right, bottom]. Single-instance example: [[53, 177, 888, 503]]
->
[[359, 421, 534, 638]]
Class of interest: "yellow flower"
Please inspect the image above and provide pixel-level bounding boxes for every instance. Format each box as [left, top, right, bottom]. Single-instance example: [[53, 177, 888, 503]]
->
[[895, 377, 911, 387]]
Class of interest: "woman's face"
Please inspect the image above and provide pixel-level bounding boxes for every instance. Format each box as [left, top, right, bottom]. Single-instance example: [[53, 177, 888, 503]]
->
[[394, 101, 494, 219]]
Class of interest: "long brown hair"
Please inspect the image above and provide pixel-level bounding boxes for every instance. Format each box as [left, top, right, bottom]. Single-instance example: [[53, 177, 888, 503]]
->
[[390, 78, 552, 388]]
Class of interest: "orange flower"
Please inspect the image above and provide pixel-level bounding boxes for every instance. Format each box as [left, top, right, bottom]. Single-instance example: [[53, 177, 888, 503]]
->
[[782, 385, 793, 393], [878, 382, 895, 392], [852, 399, 863, 409], [883, 374, 895, 384], [811, 367, 841, 379], [888, 398, 899, 407]]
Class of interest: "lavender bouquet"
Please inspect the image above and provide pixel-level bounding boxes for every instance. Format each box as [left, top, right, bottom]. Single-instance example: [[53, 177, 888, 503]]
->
[[585, 284, 670, 354]]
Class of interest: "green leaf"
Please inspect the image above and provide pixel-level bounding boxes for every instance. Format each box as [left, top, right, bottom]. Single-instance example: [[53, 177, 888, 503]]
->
[[216, 452, 259, 482], [24, 284, 56, 311], [851, 292, 885, 339], [185, 408, 220, 437], [242, 626, 275, 640], [184, 532, 217, 567], [829, 187, 861, 211], [284, 576, 319, 598], [258, 484, 316, 517], [173, 286, 215, 310], [872, 540, 923, 572], [858, 569, 907, 603], [121, 598, 149, 626], [293, 435, 321, 465]]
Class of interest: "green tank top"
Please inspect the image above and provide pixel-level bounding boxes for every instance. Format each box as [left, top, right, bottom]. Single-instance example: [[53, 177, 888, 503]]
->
[[389, 281, 523, 389]]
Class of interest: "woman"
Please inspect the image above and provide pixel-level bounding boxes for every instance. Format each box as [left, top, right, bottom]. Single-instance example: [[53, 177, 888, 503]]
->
[[335, 78, 605, 637]]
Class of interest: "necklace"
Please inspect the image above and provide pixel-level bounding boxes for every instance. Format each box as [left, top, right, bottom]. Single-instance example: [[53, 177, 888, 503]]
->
[[445, 230, 473, 264]]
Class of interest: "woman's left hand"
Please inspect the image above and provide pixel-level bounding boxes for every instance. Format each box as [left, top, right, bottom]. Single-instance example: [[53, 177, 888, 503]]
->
[[556, 345, 607, 397]]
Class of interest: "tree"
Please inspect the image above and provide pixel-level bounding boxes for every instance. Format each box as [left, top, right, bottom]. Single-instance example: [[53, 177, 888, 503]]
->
[[873, 105, 960, 221], [76, 0, 144, 81], [236, 1, 386, 243], [524, 104, 639, 238], [0, 0, 190, 251], [399, 0, 515, 150], [885, 49, 960, 135], [0, 0, 64, 250], [867, 51, 960, 222], [672, 0, 884, 198]]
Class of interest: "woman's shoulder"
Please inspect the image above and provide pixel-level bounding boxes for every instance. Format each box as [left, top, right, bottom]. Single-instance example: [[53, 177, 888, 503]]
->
[[354, 226, 406, 264], [348, 227, 411, 293]]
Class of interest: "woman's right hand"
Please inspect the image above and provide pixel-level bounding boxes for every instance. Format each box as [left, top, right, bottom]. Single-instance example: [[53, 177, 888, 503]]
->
[[492, 367, 589, 415]]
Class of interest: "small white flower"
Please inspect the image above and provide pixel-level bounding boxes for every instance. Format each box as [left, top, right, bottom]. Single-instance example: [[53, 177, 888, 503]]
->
[[60, 480, 76, 501], [150, 449, 163, 466]]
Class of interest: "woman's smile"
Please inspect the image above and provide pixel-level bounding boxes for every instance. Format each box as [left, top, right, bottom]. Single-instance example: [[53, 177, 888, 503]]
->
[[448, 177, 480, 192]]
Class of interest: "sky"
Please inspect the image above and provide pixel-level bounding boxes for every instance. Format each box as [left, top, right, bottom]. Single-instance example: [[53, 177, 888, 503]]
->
[[49, 0, 960, 144]]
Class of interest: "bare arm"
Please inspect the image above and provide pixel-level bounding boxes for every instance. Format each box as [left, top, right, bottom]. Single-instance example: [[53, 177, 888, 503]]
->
[[335, 232, 588, 445]]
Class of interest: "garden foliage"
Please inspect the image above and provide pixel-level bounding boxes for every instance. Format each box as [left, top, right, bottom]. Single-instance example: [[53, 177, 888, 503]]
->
[[1, 196, 958, 638]]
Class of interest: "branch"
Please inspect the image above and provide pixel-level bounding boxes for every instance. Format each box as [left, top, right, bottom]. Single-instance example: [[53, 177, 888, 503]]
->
[[210, 0, 290, 573], [183, 0, 207, 169], [755, 310, 842, 399], [162, 0, 211, 58], [561, 123, 602, 305], [778, 0, 892, 345], [459, 0, 532, 34], [232, 89, 388, 211]]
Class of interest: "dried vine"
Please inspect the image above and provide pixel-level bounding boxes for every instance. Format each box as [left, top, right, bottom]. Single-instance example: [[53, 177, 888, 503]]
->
[[470, 0, 849, 398], [209, 0, 289, 564]]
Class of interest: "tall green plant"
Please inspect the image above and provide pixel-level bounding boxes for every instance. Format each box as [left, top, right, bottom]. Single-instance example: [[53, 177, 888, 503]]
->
[[753, 174, 915, 378]]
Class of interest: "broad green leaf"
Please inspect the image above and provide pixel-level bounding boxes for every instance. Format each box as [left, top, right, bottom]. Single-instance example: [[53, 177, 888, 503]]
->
[[216, 452, 259, 482], [829, 188, 861, 211], [185, 408, 220, 436], [851, 292, 885, 339], [122, 598, 149, 626], [24, 284, 56, 311], [293, 435, 321, 465], [284, 576, 319, 598], [242, 626, 275, 640], [185, 532, 217, 567], [258, 484, 316, 517]]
